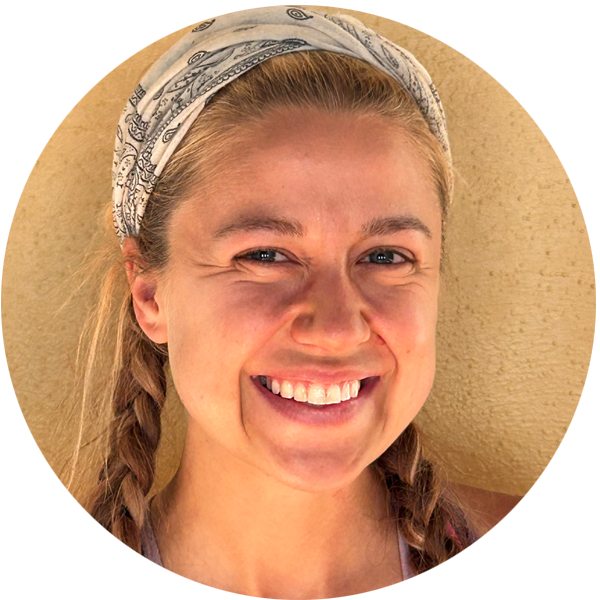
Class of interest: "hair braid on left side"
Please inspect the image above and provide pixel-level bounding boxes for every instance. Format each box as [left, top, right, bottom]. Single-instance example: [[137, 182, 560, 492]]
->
[[89, 302, 168, 551]]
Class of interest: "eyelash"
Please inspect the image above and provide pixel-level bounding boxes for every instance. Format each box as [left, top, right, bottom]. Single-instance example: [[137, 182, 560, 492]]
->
[[235, 247, 415, 266]]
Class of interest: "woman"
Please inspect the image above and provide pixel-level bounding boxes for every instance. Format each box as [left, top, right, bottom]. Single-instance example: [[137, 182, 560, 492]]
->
[[81, 6, 518, 597]]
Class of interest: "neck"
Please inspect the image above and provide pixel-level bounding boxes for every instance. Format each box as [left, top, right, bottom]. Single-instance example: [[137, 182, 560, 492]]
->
[[151, 423, 402, 598]]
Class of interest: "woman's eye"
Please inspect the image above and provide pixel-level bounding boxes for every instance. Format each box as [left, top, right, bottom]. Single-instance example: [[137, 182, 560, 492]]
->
[[236, 248, 412, 266], [238, 249, 289, 263], [359, 249, 413, 265]]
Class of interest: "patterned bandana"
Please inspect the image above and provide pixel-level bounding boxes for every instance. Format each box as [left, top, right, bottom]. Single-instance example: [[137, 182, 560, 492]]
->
[[112, 5, 450, 242]]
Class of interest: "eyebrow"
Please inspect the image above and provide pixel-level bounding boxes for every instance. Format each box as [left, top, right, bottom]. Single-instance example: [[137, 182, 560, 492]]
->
[[361, 215, 432, 239], [212, 215, 305, 239], [212, 213, 431, 240]]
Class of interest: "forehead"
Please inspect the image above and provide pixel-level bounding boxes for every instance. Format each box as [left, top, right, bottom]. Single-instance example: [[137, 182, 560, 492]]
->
[[173, 109, 441, 241]]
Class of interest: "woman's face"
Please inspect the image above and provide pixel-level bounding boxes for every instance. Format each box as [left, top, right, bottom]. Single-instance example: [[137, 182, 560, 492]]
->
[[146, 108, 443, 492]]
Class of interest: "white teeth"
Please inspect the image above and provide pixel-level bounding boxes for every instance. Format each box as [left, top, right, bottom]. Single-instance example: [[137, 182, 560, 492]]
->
[[293, 383, 308, 402], [308, 383, 326, 404], [262, 377, 363, 405], [341, 382, 350, 401], [326, 384, 342, 404], [280, 380, 294, 398]]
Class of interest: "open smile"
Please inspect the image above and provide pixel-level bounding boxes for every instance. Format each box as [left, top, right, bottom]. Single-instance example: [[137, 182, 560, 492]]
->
[[251, 375, 380, 426], [258, 376, 366, 405]]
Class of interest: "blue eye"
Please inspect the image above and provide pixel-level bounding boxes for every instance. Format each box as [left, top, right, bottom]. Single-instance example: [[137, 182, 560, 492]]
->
[[360, 249, 412, 265], [238, 249, 288, 262], [237, 247, 412, 266]]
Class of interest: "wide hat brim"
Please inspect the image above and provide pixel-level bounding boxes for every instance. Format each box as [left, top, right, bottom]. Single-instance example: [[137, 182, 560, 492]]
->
[[2, 11, 597, 502]]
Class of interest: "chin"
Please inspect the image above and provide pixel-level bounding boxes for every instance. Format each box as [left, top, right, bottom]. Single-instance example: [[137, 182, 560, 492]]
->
[[263, 444, 380, 494]]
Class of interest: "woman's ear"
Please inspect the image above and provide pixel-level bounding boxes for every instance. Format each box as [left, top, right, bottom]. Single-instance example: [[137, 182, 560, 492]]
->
[[122, 238, 168, 344]]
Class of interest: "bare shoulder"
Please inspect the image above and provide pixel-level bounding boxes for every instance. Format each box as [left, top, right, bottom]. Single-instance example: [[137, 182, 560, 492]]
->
[[442, 484, 577, 600], [447, 482, 523, 535]]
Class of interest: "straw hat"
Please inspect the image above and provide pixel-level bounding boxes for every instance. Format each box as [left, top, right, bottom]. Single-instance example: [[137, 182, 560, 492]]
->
[[2, 10, 596, 506]]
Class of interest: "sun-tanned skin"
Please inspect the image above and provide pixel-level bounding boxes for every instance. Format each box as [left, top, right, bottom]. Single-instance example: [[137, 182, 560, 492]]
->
[[126, 108, 518, 598]]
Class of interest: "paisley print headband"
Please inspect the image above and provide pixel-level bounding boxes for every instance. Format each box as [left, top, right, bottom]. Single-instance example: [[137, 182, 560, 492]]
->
[[112, 5, 451, 242]]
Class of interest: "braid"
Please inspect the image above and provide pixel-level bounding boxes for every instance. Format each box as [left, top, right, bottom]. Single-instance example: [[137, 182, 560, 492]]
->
[[376, 423, 476, 574], [88, 301, 168, 551]]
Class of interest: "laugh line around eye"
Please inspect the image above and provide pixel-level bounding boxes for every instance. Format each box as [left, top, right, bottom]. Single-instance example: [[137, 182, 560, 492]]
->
[[235, 247, 416, 266]]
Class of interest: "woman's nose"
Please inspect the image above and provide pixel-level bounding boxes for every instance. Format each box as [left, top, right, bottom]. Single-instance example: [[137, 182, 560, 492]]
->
[[290, 270, 371, 354]]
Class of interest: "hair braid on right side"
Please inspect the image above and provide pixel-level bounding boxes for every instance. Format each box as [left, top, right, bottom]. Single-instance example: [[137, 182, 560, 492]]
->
[[89, 301, 168, 552], [377, 423, 476, 574]]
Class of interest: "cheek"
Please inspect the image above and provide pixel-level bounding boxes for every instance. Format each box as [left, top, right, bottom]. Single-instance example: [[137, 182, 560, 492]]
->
[[365, 284, 438, 424], [205, 279, 299, 350], [165, 278, 297, 409], [365, 284, 438, 356]]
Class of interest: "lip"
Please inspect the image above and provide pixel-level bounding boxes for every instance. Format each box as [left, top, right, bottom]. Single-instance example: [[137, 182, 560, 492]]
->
[[250, 375, 379, 426]]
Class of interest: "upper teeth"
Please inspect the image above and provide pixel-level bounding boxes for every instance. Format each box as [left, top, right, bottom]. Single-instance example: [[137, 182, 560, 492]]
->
[[262, 377, 361, 404]]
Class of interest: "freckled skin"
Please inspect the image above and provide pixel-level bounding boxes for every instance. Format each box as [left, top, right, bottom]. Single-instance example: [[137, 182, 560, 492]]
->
[[145, 108, 442, 493]]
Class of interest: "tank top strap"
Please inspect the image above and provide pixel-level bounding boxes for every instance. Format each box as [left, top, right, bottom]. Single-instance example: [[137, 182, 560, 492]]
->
[[397, 525, 416, 580], [140, 510, 164, 567]]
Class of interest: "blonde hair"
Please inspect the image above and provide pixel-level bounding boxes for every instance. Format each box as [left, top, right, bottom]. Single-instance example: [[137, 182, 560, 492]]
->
[[76, 50, 470, 571]]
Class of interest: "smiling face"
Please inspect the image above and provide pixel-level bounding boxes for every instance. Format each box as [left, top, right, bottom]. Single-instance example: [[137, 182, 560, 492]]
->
[[139, 108, 443, 492]]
